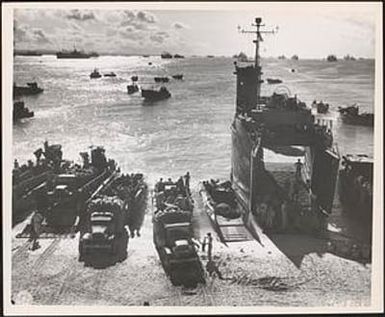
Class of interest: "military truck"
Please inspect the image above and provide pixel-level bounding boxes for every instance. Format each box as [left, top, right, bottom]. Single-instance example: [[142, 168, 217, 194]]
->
[[78, 196, 128, 263], [78, 173, 148, 263], [153, 175, 205, 287]]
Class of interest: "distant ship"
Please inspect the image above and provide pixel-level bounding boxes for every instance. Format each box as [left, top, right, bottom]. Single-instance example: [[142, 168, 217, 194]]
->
[[154, 76, 169, 83], [233, 52, 248, 62], [174, 54, 185, 58], [15, 50, 42, 56], [161, 52, 173, 59], [327, 54, 338, 62], [230, 18, 340, 234], [343, 54, 356, 61], [56, 48, 91, 59], [266, 78, 283, 84], [103, 72, 117, 77], [291, 55, 299, 60], [172, 74, 183, 80]]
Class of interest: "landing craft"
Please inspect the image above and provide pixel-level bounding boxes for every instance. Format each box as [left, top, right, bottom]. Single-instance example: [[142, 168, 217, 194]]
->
[[79, 173, 147, 265], [13, 101, 34, 121], [13, 82, 44, 97], [153, 175, 205, 287], [16, 146, 117, 236]]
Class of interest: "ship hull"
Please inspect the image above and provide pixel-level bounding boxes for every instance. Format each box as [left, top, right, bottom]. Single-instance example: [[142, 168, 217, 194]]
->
[[56, 53, 91, 59], [231, 116, 340, 232], [340, 115, 374, 127]]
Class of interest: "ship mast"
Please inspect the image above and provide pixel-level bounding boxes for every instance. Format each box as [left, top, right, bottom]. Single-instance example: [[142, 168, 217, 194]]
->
[[239, 18, 276, 104]]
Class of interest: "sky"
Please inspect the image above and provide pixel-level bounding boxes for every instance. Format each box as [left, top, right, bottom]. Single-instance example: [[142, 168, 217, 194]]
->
[[13, 4, 379, 58]]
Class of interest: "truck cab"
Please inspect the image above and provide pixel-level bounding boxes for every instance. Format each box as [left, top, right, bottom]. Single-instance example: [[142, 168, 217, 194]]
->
[[163, 222, 197, 262], [79, 197, 128, 264], [80, 211, 117, 255]]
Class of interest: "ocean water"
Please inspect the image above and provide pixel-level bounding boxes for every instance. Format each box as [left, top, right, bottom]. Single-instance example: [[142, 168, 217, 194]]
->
[[12, 56, 375, 186]]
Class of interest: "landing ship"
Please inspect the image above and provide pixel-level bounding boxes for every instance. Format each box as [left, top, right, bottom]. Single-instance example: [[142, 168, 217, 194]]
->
[[230, 18, 340, 233]]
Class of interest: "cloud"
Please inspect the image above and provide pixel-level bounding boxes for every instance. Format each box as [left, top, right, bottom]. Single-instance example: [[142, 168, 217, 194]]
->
[[14, 22, 28, 42], [118, 27, 142, 41], [136, 11, 156, 23], [14, 21, 51, 45], [149, 31, 169, 44], [172, 22, 188, 30], [118, 10, 157, 31], [33, 29, 51, 44], [66, 10, 96, 21]]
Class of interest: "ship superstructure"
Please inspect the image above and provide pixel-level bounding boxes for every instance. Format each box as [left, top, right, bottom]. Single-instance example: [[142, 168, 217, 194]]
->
[[56, 48, 92, 59], [231, 18, 340, 233]]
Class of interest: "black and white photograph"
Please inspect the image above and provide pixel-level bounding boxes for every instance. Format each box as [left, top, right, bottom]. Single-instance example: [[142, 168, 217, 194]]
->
[[2, 1, 383, 315]]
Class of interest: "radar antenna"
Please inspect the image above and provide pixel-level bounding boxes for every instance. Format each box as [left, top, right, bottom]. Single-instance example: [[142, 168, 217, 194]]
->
[[238, 17, 277, 103], [238, 17, 277, 68]]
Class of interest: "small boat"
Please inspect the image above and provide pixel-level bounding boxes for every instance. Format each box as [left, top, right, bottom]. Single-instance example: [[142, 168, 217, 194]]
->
[[338, 105, 374, 127], [131, 75, 138, 82], [172, 74, 183, 80], [327, 54, 338, 62], [15, 50, 42, 56], [127, 84, 139, 94], [206, 55, 214, 58], [13, 101, 34, 121], [291, 55, 299, 60], [174, 54, 184, 59], [13, 82, 44, 97], [312, 100, 329, 114], [141, 86, 171, 102], [142, 55, 150, 58], [266, 78, 283, 84], [154, 76, 169, 83], [103, 72, 116, 77], [90, 69, 102, 79], [161, 52, 173, 59], [278, 55, 286, 60]]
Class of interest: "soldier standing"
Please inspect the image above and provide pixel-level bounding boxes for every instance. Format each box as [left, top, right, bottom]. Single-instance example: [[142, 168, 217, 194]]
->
[[30, 212, 43, 250], [202, 232, 213, 260], [295, 159, 303, 181]]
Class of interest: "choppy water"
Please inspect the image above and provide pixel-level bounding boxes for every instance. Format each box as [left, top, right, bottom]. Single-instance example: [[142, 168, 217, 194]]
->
[[12, 56, 374, 186]]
